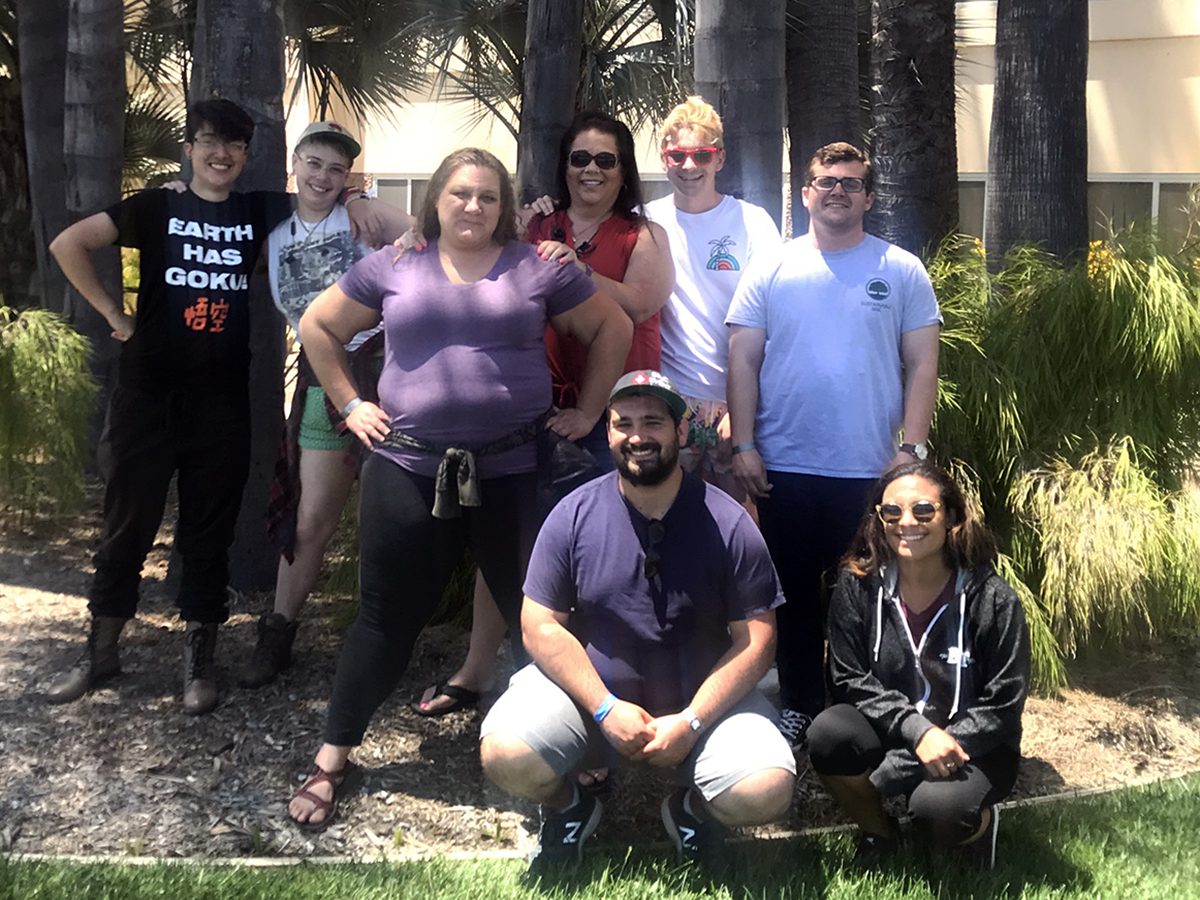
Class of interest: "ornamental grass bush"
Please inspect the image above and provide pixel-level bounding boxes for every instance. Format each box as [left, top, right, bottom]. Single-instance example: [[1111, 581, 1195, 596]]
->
[[931, 228, 1200, 691], [0, 305, 97, 521]]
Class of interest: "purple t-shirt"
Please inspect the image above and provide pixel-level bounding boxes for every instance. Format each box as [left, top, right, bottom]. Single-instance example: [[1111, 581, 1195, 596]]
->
[[339, 240, 596, 478], [524, 471, 785, 715]]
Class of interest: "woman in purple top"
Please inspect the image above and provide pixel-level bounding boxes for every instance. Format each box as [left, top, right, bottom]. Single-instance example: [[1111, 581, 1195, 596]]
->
[[287, 148, 632, 830]]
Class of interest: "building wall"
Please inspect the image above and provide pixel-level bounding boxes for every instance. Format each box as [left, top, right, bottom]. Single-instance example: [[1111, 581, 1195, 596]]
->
[[283, 0, 1200, 241]]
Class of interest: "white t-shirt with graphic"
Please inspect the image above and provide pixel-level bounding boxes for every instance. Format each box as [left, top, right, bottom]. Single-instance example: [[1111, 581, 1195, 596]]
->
[[725, 233, 941, 478], [267, 204, 379, 351], [646, 193, 781, 400]]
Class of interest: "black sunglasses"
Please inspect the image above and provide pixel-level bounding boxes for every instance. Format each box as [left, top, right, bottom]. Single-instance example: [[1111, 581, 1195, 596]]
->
[[876, 500, 942, 525], [569, 150, 619, 170], [644, 519, 665, 580]]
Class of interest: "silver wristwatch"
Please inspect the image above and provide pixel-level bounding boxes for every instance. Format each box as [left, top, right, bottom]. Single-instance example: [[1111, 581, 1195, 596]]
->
[[682, 706, 703, 733], [898, 441, 929, 460]]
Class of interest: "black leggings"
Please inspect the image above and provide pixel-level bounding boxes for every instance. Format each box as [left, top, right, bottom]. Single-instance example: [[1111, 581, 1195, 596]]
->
[[323, 454, 538, 746], [808, 704, 1020, 848]]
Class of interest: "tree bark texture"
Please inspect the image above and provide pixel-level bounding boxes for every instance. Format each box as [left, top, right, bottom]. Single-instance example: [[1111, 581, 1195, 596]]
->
[[65, 0, 125, 463], [983, 0, 1088, 269], [695, 0, 787, 228], [190, 0, 288, 591], [868, 0, 958, 257], [0, 71, 37, 309], [785, 0, 860, 236], [16, 0, 70, 315], [517, 0, 584, 204]]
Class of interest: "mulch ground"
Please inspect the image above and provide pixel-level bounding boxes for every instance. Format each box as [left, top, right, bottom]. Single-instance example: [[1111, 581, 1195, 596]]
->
[[2, 485, 1199, 860]]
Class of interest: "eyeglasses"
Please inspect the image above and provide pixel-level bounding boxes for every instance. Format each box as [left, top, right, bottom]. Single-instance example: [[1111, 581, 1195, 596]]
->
[[643, 519, 665, 580], [663, 146, 720, 167], [301, 155, 349, 179], [808, 175, 866, 193], [568, 150, 619, 170], [877, 500, 942, 525], [193, 134, 249, 154]]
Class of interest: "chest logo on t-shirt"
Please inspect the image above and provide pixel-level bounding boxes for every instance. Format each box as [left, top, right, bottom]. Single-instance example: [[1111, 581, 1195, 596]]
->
[[865, 278, 891, 301], [706, 236, 740, 271], [165, 216, 254, 334]]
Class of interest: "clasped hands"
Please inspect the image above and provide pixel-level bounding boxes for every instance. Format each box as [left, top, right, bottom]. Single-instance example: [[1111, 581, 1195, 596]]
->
[[599, 699, 698, 768]]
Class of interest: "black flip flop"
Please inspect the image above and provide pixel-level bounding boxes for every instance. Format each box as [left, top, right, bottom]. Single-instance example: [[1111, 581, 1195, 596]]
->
[[411, 681, 481, 717]]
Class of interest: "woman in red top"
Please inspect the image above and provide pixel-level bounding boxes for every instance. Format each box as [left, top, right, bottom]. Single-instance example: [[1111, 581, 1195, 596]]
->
[[413, 112, 673, 718], [524, 110, 673, 464]]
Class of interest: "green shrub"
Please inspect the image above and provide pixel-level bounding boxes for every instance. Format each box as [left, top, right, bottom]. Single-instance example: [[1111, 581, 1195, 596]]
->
[[931, 229, 1200, 691], [0, 305, 97, 519]]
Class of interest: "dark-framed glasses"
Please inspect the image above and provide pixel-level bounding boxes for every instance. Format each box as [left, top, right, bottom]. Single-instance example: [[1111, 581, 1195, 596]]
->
[[808, 175, 866, 193], [877, 500, 942, 525], [663, 146, 719, 167], [568, 150, 619, 170], [644, 519, 665, 580], [193, 134, 248, 154]]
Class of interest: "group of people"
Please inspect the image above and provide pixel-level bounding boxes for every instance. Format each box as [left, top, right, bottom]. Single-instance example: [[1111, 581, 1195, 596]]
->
[[45, 93, 1030, 874]]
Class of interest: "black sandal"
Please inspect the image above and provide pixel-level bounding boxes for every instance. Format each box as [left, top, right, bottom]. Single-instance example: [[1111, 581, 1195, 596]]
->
[[411, 681, 481, 717]]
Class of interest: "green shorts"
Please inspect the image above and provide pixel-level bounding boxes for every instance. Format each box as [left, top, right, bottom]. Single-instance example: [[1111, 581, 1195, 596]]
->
[[298, 385, 354, 451]]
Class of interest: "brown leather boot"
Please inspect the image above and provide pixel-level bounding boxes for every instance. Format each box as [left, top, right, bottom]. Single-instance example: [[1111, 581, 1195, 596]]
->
[[237, 612, 299, 689], [46, 616, 128, 704], [182, 621, 219, 715]]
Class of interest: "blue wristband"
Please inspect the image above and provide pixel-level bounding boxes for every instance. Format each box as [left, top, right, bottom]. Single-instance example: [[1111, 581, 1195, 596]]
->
[[592, 693, 618, 724]]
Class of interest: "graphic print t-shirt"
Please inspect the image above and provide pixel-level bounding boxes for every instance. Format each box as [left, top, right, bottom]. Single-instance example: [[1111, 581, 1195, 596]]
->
[[267, 205, 377, 351], [107, 189, 291, 393]]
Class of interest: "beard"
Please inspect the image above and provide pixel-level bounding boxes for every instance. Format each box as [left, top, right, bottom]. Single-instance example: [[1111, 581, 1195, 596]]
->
[[612, 438, 679, 486]]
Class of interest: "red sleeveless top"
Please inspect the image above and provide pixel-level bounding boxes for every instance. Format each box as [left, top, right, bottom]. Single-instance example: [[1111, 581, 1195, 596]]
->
[[526, 210, 661, 409]]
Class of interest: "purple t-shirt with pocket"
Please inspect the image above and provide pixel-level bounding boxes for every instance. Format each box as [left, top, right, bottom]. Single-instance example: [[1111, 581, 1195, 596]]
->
[[524, 471, 785, 715], [338, 240, 596, 478]]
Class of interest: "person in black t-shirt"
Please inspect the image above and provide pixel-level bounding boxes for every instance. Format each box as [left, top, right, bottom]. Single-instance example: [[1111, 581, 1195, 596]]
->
[[47, 99, 294, 715]]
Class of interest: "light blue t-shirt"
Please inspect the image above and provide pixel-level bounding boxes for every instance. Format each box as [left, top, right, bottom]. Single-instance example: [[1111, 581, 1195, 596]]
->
[[725, 234, 941, 478]]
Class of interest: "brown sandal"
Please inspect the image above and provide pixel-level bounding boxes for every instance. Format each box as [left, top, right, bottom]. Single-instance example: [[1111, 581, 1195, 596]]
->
[[289, 761, 356, 833]]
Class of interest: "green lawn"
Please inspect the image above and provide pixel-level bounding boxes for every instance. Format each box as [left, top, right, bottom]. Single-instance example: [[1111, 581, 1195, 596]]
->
[[3, 773, 1198, 900]]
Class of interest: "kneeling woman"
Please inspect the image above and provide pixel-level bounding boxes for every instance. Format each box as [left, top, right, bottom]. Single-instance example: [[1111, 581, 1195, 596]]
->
[[288, 148, 631, 829], [807, 462, 1030, 869]]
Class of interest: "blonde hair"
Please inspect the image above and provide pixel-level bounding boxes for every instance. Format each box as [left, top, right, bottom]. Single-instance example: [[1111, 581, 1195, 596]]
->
[[658, 96, 724, 149]]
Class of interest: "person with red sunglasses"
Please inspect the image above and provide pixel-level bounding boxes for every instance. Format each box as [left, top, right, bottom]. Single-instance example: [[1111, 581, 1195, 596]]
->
[[645, 96, 782, 507]]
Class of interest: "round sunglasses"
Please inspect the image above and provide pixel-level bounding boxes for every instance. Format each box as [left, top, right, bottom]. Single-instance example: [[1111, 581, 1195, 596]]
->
[[876, 499, 942, 525], [568, 150, 619, 170], [663, 146, 720, 167]]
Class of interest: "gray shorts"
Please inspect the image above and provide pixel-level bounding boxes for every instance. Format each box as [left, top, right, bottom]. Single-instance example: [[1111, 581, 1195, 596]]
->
[[480, 664, 796, 801]]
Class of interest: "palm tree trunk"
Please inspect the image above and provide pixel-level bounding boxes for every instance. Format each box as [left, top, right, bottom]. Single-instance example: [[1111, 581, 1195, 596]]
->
[[786, 0, 859, 236], [16, 0, 70, 315], [191, 0, 287, 591], [868, 0, 957, 256], [0, 72, 37, 310], [65, 0, 125, 463], [983, 0, 1088, 269], [517, 0, 584, 203], [695, 0, 787, 228]]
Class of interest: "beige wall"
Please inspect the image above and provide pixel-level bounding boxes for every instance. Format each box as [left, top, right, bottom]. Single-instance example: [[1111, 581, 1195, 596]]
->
[[957, 0, 1200, 177], [283, 0, 1200, 185]]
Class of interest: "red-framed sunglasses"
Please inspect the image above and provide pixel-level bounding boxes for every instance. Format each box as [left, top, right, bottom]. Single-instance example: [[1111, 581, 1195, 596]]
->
[[663, 146, 720, 167]]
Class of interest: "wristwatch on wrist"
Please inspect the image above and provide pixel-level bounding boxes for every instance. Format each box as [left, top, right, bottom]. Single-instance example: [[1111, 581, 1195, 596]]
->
[[682, 706, 702, 733], [898, 441, 929, 460]]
